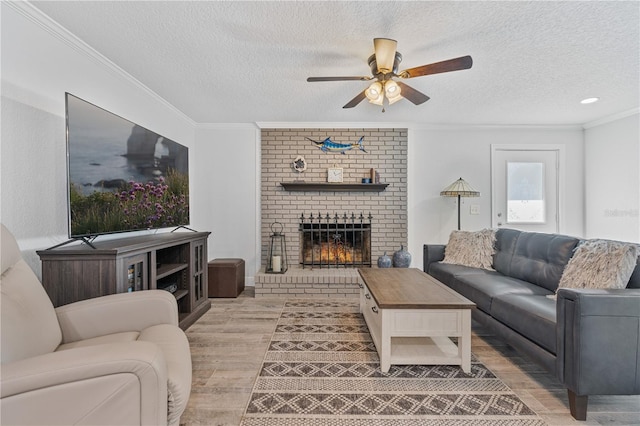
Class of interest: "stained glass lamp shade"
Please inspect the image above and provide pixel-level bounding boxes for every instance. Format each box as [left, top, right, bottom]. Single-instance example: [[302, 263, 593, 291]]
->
[[440, 178, 480, 230]]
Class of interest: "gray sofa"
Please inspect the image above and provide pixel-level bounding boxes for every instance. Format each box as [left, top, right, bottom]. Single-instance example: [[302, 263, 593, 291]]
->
[[423, 228, 640, 421]]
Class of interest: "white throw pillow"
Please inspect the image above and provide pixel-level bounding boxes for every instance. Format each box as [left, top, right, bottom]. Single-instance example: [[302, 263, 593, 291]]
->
[[441, 229, 496, 270], [557, 239, 638, 292]]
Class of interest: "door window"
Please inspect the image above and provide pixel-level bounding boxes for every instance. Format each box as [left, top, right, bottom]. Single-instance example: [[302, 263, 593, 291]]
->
[[507, 161, 545, 224]]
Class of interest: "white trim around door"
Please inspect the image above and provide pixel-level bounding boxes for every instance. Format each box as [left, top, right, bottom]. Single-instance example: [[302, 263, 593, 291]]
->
[[491, 144, 565, 234]]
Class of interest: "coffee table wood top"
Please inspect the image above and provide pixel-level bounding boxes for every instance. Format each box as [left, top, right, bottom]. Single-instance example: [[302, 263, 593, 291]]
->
[[358, 268, 475, 310]]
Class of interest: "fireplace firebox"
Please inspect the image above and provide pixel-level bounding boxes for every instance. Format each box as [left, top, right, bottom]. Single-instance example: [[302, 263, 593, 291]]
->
[[299, 213, 372, 268]]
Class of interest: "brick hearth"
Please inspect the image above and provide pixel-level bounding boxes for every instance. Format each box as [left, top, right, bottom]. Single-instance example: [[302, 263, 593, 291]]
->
[[254, 268, 360, 298]]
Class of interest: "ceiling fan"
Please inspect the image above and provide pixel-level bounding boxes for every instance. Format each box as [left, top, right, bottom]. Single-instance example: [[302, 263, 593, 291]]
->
[[307, 38, 472, 109]]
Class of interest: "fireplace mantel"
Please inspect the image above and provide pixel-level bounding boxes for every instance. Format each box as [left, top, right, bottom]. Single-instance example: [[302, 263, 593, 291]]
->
[[280, 182, 389, 192]]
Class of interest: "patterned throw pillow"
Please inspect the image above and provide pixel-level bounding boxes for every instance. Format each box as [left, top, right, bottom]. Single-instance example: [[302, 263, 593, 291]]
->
[[557, 239, 639, 291], [441, 229, 496, 270]]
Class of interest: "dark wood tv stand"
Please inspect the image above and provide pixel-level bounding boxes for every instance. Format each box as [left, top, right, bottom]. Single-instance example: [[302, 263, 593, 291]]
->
[[37, 231, 211, 330]]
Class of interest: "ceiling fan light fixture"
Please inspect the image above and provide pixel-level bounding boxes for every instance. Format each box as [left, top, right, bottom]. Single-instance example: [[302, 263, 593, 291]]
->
[[365, 81, 383, 101], [373, 38, 397, 73], [368, 93, 384, 106], [385, 80, 400, 95], [385, 80, 402, 104], [387, 93, 403, 105]]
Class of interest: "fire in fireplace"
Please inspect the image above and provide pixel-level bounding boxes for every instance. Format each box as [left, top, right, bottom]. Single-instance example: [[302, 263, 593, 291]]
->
[[299, 213, 372, 268]]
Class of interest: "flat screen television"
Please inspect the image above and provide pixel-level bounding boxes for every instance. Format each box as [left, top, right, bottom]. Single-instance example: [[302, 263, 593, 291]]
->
[[66, 93, 189, 238]]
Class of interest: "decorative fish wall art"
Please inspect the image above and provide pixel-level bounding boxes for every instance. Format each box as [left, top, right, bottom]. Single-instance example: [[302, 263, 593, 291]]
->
[[306, 136, 367, 154]]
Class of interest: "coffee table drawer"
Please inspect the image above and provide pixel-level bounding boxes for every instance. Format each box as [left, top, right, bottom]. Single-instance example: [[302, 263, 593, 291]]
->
[[361, 282, 382, 348], [391, 310, 463, 336]]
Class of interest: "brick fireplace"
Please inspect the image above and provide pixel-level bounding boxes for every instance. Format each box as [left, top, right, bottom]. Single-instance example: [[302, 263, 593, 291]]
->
[[256, 128, 407, 297]]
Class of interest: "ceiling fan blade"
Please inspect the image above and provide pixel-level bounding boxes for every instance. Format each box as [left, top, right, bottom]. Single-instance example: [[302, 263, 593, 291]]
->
[[399, 55, 473, 79], [373, 38, 397, 73], [343, 90, 367, 108], [307, 76, 372, 82], [396, 81, 430, 105]]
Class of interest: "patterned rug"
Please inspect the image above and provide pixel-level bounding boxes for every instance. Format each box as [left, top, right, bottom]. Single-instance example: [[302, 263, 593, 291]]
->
[[241, 300, 546, 426]]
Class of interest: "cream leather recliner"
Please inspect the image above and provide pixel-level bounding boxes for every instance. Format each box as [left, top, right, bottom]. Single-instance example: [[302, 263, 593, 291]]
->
[[0, 224, 192, 425]]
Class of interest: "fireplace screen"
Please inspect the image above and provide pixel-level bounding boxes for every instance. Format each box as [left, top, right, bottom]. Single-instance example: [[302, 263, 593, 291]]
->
[[299, 213, 372, 268]]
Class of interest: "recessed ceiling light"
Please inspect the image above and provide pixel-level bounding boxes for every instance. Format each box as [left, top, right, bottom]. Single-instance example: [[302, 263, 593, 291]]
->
[[580, 97, 599, 104]]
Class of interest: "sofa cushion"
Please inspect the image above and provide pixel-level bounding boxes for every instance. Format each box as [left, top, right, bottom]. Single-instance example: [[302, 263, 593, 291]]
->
[[441, 229, 496, 270], [558, 239, 638, 291], [507, 231, 579, 292], [429, 262, 498, 284], [491, 294, 557, 354], [449, 273, 550, 314], [493, 228, 521, 275]]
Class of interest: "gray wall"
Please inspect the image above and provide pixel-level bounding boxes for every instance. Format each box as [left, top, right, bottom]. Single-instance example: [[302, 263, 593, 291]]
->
[[584, 113, 640, 242]]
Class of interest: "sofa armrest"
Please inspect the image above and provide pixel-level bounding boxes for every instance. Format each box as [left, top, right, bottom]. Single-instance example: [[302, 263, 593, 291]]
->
[[1, 341, 167, 425], [556, 288, 640, 396], [423, 244, 446, 272], [56, 290, 179, 344]]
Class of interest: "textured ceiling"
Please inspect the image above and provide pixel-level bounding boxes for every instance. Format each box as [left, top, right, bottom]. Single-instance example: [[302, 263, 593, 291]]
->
[[31, 1, 640, 125]]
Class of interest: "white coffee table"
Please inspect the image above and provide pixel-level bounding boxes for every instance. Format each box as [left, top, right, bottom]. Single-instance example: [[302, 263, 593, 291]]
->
[[358, 268, 475, 373]]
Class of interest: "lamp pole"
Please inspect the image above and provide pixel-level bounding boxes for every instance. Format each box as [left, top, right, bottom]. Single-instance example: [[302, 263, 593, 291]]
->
[[457, 194, 462, 230]]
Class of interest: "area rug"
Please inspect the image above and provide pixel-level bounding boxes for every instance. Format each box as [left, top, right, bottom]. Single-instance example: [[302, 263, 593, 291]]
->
[[241, 300, 546, 426]]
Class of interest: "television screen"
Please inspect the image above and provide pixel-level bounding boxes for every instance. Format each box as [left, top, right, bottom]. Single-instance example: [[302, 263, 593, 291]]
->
[[66, 93, 189, 237]]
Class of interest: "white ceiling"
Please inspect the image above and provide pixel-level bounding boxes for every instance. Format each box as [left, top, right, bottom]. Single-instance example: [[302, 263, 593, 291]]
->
[[31, 1, 640, 126]]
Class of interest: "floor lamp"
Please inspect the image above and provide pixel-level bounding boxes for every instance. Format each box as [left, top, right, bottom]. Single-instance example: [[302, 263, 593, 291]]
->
[[440, 177, 480, 230]]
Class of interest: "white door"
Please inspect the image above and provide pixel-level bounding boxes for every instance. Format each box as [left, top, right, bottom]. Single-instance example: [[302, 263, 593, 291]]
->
[[491, 146, 560, 233]]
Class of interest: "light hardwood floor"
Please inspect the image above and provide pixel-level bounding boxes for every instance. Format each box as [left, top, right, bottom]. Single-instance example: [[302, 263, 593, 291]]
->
[[180, 288, 640, 426]]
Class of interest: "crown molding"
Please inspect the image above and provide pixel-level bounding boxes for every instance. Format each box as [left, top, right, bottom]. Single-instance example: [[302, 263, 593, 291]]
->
[[255, 122, 410, 129], [196, 122, 260, 130], [7, 1, 195, 127], [409, 123, 583, 130], [583, 108, 639, 129], [255, 122, 582, 131]]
